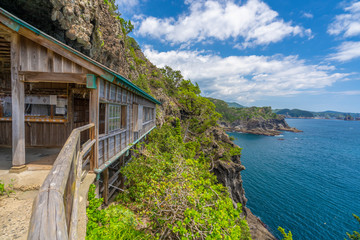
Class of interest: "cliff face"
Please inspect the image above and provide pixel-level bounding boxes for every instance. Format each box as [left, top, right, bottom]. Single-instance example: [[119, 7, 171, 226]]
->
[[221, 116, 302, 136], [1, 1, 275, 238]]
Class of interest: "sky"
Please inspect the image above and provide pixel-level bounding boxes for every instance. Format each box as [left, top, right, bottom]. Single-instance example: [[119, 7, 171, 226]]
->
[[116, 0, 360, 112]]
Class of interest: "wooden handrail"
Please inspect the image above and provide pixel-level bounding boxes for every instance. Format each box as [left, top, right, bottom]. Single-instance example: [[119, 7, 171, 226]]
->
[[28, 123, 95, 240]]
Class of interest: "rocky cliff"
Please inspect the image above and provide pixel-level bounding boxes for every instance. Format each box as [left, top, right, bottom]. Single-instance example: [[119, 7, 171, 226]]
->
[[0, 1, 276, 238], [209, 98, 301, 136], [221, 116, 302, 136]]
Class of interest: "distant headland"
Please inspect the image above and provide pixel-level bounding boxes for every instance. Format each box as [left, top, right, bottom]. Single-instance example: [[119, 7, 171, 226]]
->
[[208, 98, 302, 136], [273, 109, 360, 121]]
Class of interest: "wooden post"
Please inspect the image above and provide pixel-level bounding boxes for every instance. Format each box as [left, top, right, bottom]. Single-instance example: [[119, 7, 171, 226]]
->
[[103, 168, 109, 205], [89, 78, 99, 171], [10, 32, 27, 172], [68, 85, 74, 131]]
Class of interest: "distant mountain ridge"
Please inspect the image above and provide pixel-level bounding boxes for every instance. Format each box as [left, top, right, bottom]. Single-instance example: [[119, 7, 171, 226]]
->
[[226, 102, 245, 108], [274, 109, 314, 118], [273, 108, 360, 120]]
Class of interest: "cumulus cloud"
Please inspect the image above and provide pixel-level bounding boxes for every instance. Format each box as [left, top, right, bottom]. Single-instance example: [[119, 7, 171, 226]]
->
[[144, 47, 347, 103], [136, 0, 311, 48], [328, 1, 360, 37], [328, 41, 360, 61]]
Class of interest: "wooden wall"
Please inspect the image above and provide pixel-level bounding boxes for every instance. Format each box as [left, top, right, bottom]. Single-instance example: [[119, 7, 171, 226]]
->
[[19, 36, 88, 74], [0, 121, 71, 147], [0, 83, 90, 147], [97, 79, 156, 168]]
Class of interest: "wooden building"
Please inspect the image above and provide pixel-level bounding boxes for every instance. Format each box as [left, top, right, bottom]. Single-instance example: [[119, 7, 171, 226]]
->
[[0, 8, 159, 184]]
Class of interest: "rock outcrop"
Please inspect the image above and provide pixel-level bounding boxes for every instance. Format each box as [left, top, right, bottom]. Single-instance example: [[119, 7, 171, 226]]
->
[[221, 115, 302, 136], [211, 128, 276, 239]]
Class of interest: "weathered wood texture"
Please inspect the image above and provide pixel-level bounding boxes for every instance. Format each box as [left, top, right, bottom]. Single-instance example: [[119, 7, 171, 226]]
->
[[0, 85, 90, 147], [11, 32, 25, 166], [28, 123, 95, 240], [19, 36, 88, 74], [97, 79, 156, 170], [89, 78, 99, 170], [19, 71, 87, 84]]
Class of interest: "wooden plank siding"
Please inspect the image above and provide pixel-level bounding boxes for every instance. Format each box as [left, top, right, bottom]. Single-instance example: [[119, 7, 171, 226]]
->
[[96, 79, 156, 172], [19, 36, 89, 74]]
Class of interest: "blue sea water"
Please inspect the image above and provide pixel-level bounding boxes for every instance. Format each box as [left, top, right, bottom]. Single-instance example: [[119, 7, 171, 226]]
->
[[228, 119, 360, 240]]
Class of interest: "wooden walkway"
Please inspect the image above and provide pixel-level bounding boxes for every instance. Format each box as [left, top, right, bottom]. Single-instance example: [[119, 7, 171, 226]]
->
[[0, 168, 95, 239]]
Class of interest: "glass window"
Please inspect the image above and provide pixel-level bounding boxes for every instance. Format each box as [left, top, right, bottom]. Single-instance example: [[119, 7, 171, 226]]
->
[[143, 107, 154, 122], [108, 104, 126, 132], [100, 79, 105, 99], [116, 87, 122, 102], [110, 84, 116, 101], [122, 91, 127, 103]]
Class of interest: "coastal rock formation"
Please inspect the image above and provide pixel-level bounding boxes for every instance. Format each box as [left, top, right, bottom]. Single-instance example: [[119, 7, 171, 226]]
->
[[211, 129, 276, 239], [344, 115, 354, 121], [221, 115, 302, 136]]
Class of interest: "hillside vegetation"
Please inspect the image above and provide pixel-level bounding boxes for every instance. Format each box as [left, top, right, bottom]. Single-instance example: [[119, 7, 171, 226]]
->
[[227, 102, 245, 108], [208, 98, 279, 123], [274, 109, 314, 118], [87, 67, 252, 239]]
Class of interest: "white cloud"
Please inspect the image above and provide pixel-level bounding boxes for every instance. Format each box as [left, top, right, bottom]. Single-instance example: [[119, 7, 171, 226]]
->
[[328, 1, 360, 37], [144, 47, 347, 103], [335, 90, 360, 95], [115, 0, 140, 13], [136, 0, 311, 48], [302, 12, 313, 19], [328, 41, 360, 61]]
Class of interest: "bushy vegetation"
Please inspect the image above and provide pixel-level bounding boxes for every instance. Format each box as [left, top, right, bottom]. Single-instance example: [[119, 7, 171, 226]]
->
[[117, 122, 251, 239], [86, 121, 251, 239], [346, 214, 360, 240], [86, 184, 148, 239], [134, 74, 151, 94], [208, 98, 279, 123], [0, 180, 14, 196], [278, 227, 293, 240]]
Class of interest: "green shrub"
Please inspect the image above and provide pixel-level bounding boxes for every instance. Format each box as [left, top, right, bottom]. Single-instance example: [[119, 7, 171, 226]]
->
[[149, 78, 165, 89], [151, 70, 159, 77], [346, 214, 360, 240], [0, 180, 14, 196], [133, 74, 151, 94], [86, 184, 149, 239], [278, 227, 293, 240]]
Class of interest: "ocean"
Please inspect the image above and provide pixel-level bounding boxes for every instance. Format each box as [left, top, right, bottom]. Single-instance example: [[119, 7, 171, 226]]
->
[[228, 119, 360, 240]]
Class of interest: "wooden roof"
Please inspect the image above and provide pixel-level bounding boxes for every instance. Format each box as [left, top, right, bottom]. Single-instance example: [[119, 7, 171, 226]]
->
[[0, 7, 161, 105]]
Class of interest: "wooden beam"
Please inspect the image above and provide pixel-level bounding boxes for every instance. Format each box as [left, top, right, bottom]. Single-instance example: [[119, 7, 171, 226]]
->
[[89, 78, 99, 171], [103, 168, 109, 205], [10, 32, 26, 168], [19, 71, 86, 84], [68, 85, 74, 131]]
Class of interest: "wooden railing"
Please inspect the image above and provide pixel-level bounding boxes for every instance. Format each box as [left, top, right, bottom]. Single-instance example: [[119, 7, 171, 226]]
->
[[27, 123, 95, 240]]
